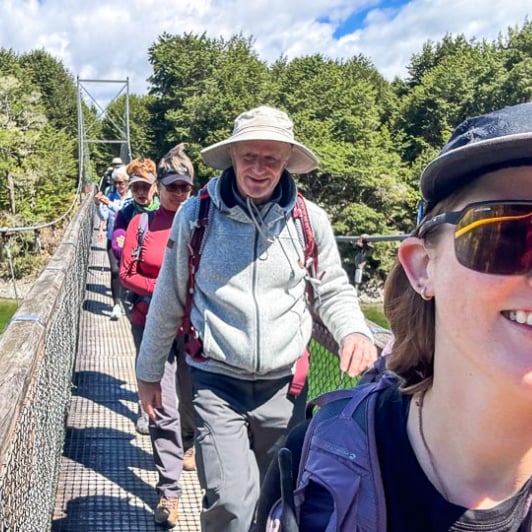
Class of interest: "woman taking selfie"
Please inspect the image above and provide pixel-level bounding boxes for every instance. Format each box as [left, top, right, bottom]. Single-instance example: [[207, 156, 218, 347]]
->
[[261, 102, 531, 531]]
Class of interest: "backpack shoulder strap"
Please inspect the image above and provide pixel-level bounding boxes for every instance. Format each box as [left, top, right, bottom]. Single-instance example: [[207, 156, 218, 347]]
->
[[292, 192, 319, 304], [177, 185, 211, 337], [131, 211, 154, 260], [287, 193, 318, 396], [293, 377, 392, 531]]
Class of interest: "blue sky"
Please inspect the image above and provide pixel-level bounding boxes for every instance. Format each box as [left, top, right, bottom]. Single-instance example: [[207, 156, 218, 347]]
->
[[327, 0, 409, 39], [0, 0, 529, 105], [333, 11, 372, 38]]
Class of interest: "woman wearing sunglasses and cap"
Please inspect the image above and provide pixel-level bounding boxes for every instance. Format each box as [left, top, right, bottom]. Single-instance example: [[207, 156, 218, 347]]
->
[[119, 144, 196, 528], [260, 102, 531, 531]]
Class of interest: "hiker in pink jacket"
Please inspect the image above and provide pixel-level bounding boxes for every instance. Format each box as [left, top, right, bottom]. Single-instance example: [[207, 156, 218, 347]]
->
[[120, 145, 196, 528]]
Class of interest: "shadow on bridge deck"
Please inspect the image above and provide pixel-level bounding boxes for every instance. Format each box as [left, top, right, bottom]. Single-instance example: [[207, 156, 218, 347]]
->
[[52, 229, 202, 531]]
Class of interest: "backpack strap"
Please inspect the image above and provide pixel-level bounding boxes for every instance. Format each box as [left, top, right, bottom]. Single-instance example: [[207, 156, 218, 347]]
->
[[292, 192, 319, 305], [177, 185, 211, 338], [278, 448, 299, 532], [289, 192, 318, 396], [292, 377, 392, 531], [131, 211, 154, 261]]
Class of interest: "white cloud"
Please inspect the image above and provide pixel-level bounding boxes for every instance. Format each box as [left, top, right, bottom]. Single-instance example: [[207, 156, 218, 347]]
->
[[0, 0, 529, 104]]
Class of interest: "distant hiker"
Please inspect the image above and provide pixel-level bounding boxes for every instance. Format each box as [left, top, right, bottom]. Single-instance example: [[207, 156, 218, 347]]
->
[[111, 158, 159, 262], [99, 156, 124, 193], [94, 165, 131, 320]]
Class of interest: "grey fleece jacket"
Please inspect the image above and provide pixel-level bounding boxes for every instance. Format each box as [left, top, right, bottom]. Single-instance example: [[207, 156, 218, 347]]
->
[[136, 170, 372, 382]]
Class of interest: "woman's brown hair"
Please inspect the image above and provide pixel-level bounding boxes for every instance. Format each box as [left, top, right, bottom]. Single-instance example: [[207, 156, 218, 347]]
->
[[383, 189, 468, 394]]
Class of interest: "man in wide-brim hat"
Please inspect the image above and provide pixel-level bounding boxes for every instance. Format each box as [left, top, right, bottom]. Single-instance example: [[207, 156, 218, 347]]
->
[[136, 105, 377, 531]]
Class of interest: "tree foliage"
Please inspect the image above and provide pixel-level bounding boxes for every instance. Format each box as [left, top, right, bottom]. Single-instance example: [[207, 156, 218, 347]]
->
[[147, 32, 271, 184], [0, 50, 78, 281], [18, 50, 78, 136], [0, 18, 531, 285]]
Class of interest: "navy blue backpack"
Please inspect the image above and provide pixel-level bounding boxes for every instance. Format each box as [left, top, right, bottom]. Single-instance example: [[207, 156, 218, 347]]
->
[[266, 373, 395, 531]]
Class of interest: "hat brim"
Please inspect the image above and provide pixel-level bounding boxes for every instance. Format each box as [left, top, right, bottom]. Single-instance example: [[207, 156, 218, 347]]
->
[[201, 132, 319, 174], [159, 174, 193, 186], [129, 175, 156, 186], [421, 132, 532, 204]]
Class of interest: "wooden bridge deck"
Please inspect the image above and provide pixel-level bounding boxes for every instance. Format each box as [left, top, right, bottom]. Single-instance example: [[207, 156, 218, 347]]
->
[[51, 229, 202, 531]]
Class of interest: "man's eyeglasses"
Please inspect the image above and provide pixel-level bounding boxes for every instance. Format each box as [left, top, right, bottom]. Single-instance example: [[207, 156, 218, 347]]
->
[[164, 183, 192, 194], [418, 201, 532, 275], [114, 180, 127, 185]]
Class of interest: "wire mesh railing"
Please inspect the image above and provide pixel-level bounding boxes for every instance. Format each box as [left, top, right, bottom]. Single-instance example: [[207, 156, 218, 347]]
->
[[308, 316, 391, 400], [0, 188, 392, 531], [0, 192, 93, 532]]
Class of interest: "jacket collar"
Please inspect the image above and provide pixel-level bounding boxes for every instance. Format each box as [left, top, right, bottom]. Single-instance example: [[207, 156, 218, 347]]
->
[[211, 167, 297, 216]]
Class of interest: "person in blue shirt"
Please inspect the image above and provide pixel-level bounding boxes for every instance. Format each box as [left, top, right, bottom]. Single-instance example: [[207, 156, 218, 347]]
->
[[94, 165, 131, 320]]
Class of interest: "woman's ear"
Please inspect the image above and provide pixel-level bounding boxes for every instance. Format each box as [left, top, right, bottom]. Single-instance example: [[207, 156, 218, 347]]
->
[[398, 236, 433, 297]]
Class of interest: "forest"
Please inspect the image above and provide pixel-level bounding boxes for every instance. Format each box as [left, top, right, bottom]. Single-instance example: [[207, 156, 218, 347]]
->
[[0, 19, 530, 286]]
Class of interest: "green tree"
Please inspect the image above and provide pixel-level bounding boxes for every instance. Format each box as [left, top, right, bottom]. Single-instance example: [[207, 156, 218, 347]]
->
[[0, 48, 23, 78], [0, 75, 76, 225], [268, 54, 415, 280], [147, 32, 271, 183], [101, 93, 157, 162], [0, 75, 47, 217], [128, 94, 158, 159], [395, 22, 532, 166], [498, 19, 532, 102], [271, 55, 413, 227], [18, 50, 78, 136]]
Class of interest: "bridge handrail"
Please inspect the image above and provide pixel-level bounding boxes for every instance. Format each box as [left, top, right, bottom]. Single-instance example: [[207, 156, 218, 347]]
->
[[0, 191, 93, 531], [336, 233, 409, 243]]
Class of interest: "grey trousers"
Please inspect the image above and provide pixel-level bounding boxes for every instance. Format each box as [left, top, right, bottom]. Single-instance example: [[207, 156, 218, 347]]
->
[[190, 367, 307, 532], [132, 325, 195, 498]]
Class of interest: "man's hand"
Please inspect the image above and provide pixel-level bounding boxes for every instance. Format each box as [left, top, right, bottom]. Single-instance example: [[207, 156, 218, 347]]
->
[[339, 333, 377, 378], [136, 379, 162, 421]]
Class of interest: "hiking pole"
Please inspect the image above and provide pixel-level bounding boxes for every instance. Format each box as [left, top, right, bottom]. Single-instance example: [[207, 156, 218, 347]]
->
[[278, 447, 299, 532]]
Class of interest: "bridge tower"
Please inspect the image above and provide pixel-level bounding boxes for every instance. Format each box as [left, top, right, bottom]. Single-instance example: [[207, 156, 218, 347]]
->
[[76, 77, 133, 188]]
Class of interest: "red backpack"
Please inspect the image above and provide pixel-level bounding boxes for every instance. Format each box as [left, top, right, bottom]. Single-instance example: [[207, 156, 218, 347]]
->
[[177, 185, 318, 396]]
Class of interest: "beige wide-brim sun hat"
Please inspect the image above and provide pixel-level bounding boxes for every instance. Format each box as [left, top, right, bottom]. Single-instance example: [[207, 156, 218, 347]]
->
[[201, 106, 319, 174]]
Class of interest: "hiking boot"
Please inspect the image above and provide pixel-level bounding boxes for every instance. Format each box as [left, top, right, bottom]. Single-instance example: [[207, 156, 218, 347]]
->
[[154, 496, 179, 527], [135, 404, 150, 435], [110, 304, 122, 321], [183, 447, 196, 472]]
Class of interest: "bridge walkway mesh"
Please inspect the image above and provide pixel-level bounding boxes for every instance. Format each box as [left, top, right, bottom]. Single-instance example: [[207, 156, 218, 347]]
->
[[52, 227, 202, 531]]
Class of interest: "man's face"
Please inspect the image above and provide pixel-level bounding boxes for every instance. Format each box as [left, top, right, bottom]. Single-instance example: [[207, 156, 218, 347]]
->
[[230, 140, 292, 203]]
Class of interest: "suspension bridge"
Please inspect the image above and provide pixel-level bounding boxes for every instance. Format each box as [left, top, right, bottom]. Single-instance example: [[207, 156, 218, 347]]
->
[[0, 80, 393, 531]]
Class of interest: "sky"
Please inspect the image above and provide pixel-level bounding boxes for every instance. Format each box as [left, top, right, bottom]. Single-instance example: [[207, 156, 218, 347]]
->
[[0, 0, 529, 107]]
